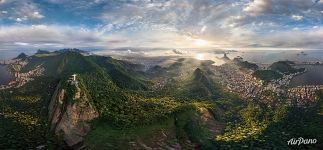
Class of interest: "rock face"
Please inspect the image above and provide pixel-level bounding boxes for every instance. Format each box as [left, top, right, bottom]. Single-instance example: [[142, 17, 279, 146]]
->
[[49, 81, 98, 148], [200, 108, 223, 137]]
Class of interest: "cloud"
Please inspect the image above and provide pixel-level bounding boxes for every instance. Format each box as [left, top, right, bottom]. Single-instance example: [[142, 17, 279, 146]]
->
[[14, 42, 30, 46], [0, 0, 322, 51], [0, 25, 105, 50], [291, 15, 304, 20], [245, 27, 323, 49], [16, 18, 22, 22], [98, 0, 232, 35], [244, 0, 323, 16], [0, 24, 211, 51], [0, 0, 44, 22]]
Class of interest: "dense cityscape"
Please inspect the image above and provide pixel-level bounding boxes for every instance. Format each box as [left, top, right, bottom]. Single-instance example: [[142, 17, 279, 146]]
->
[[214, 56, 323, 106], [0, 59, 44, 90]]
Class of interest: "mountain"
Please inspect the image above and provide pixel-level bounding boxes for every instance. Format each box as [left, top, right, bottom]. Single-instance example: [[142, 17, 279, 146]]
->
[[35, 49, 51, 54], [157, 66, 223, 101], [7, 51, 225, 149], [269, 61, 304, 74], [253, 70, 283, 83], [253, 61, 305, 83], [49, 79, 98, 149], [54, 48, 88, 54], [2, 50, 322, 150], [180, 68, 222, 100], [22, 51, 98, 76], [233, 58, 258, 70], [88, 55, 149, 90], [222, 53, 230, 60], [21, 51, 148, 90], [14, 53, 28, 60]]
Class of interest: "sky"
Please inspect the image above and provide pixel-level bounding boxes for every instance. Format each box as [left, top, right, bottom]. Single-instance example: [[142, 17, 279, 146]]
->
[[0, 0, 323, 53]]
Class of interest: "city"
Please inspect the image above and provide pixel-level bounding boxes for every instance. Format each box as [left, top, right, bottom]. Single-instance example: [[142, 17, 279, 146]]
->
[[213, 57, 323, 106], [0, 59, 44, 90]]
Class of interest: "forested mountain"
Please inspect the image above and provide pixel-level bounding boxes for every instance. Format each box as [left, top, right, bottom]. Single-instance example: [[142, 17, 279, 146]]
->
[[0, 50, 322, 149], [270, 61, 305, 74]]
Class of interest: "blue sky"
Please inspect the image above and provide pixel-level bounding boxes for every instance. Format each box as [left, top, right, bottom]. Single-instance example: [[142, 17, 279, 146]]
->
[[0, 0, 322, 52]]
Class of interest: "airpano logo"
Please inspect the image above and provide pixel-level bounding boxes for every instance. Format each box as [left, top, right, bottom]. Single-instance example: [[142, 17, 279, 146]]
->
[[287, 137, 317, 146]]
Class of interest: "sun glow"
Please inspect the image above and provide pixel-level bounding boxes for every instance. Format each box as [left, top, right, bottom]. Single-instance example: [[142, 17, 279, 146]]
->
[[195, 53, 205, 60], [193, 39, 209, 47]]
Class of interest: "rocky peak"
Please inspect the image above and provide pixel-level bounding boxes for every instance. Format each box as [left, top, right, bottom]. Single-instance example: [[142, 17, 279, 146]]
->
[[14, 53, 28, 60], [48, 80, 98, 149]]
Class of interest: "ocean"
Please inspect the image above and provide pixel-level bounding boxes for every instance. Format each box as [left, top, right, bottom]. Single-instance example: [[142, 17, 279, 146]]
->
[[290, 65, 323, 87], [0, 65, 12, 85], [225, 50, 323, 64]]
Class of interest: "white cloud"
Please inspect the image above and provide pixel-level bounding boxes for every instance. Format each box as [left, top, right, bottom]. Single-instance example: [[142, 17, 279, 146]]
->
[[14, 42, 29, 46], [200, 25, 207, 33], [0, 25, 105, 50], [243, 0, 268, 16], [32, 11, 44, 19], [247, 27, 323, 49], [291, 15, 303, 20], [16, 18, 22, 22], [0, 0, 45, 22]]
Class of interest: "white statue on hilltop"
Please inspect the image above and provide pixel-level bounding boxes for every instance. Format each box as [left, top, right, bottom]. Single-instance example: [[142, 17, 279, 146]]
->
[[72, 74, 77, 81]]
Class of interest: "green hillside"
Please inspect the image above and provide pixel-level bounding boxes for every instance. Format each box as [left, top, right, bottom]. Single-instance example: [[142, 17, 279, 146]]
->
[[253, 70, 283, 83], [88, 55, 149, 90], [269, 61, 305, 74], [22, 51, 98, 76], [175, 68, 223, 100], [0, 77, 59, 149], [22, 51, 149, 90]]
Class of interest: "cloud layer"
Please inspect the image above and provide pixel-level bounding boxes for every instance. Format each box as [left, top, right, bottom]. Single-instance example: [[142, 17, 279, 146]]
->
[[0, 0, 322, 52]]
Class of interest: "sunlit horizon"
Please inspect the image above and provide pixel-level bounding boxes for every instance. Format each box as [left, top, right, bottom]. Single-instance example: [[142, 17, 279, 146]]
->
[[0, 0, 322, 52]]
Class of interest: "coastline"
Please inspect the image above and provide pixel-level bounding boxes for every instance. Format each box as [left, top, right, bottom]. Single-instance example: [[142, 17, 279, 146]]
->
[[0, 64, 13, 86], [290, 64, 323, 87]]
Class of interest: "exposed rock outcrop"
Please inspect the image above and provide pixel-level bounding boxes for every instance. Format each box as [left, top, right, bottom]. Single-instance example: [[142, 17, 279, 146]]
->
[[200, 108, 223, 137], [49, 81, 98, 148]]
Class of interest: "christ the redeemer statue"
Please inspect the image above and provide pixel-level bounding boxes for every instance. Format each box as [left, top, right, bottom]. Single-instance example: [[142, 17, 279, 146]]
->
[[72, 74, 77, 81]]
